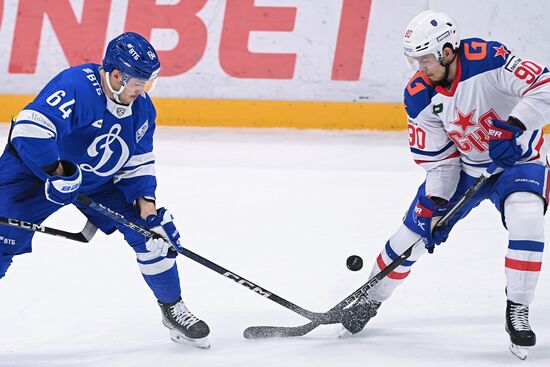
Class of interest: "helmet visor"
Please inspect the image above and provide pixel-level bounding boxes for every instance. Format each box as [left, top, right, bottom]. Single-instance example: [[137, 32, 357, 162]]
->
[[122, 69, 160, 95], [406, 53, 439, 71]]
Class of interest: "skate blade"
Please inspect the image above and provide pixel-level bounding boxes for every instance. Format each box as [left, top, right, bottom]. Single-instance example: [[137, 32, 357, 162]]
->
[[509, 343, 528, 360], [169, 329, 211, 349]]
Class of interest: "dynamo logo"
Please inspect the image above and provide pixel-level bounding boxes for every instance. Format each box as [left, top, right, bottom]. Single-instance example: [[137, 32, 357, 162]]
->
[[80, 124, 130, 177]]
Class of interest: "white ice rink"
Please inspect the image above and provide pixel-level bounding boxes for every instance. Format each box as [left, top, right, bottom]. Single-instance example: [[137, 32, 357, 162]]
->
[[1, 124, 550, 366]]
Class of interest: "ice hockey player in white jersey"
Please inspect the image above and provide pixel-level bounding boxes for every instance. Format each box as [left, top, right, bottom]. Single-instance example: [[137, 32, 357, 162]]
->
[[0, 32, 210, 348], [340, 10, 550, 360]]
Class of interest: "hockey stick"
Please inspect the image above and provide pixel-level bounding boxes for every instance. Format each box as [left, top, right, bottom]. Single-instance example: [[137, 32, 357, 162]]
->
[[243, 164, 499, 339], [75, 194, 327, 321], [0, 216, 98, 243], [243, 241, 418, 338]]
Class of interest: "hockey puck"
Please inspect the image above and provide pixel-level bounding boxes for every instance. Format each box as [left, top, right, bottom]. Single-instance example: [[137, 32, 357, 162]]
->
[[346, 255, 363, 271]]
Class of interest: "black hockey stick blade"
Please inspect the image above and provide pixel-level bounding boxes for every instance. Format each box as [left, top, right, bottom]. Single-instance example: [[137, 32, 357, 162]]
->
[[244, 322, 320, 339], [71, 219, 99, 242], [243, 308, 344, 339], [0, 216, 98, 243]]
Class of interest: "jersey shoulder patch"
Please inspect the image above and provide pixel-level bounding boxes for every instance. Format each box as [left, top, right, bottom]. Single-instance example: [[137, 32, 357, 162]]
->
[[404, 71, 437, 119], [460, 38, 511, 81]]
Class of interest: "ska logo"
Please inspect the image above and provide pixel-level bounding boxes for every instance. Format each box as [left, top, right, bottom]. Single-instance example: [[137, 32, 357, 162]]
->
[[447, 108, 500, 153], [80, 124, 129, 177]]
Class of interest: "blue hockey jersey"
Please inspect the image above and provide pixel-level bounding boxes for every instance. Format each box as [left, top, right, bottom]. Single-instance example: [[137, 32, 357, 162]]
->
[[9, 64, 157, 203]]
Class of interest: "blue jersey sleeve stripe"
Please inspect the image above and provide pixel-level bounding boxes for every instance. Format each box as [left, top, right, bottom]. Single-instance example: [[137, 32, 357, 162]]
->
[[509, 240, 544, 252], [531, 68, 549, 85], [462, 160, 492, 168], [410, 141, 455, 156], [520, 131, 540, 159]]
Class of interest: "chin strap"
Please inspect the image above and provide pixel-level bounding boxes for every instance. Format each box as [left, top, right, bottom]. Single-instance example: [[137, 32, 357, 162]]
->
[[104, 71, 126, 104]]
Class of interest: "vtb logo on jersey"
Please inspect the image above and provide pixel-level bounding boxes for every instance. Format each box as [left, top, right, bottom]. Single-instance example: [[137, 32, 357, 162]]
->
[[448, 108, 501, 153]]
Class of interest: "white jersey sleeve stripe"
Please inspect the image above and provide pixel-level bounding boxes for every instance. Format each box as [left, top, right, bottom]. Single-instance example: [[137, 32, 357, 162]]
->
[[137, 257, 176, 275], [16, 109, 58, 136], [113, 164, 156, 183], [10, 123, 56, 141], [123, 152, 156, 168]]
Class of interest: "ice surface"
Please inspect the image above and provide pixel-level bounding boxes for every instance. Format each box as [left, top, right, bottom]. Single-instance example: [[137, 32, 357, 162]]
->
[[1, 124, 549, 366]]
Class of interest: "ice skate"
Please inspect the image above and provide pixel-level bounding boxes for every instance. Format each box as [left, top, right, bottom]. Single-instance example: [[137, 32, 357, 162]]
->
[[339, 296, 381, 338], [505, 300, 536, 360], [158, 297, 211, 349]]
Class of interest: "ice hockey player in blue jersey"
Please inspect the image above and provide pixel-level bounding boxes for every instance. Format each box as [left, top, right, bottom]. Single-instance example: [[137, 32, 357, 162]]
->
[[340, 10, 550, 360], [0, 32, 210, 348]]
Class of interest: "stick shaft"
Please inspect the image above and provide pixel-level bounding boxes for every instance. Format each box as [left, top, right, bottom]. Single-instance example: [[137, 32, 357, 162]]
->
[[76, 194, 324, 321]]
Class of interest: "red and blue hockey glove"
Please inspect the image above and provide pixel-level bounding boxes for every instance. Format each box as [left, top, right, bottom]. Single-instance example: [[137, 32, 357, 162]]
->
[[44, 160, 82, 205], [413, 196, 449, 254], [488, 118, 525, 168], [145, 208, 182, 258]]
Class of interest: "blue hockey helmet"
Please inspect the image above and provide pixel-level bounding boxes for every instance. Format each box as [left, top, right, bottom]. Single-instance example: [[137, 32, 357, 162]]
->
[[102, 32, 161, 99]]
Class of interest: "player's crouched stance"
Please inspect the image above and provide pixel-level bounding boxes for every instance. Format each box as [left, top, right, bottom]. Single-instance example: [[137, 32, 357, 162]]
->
[[0, 33, 210, 348], [341, 10, 550, 360]]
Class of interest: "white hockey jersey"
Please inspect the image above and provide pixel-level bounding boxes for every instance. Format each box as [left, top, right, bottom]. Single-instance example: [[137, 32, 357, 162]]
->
[[405, 38, 550, 200]]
